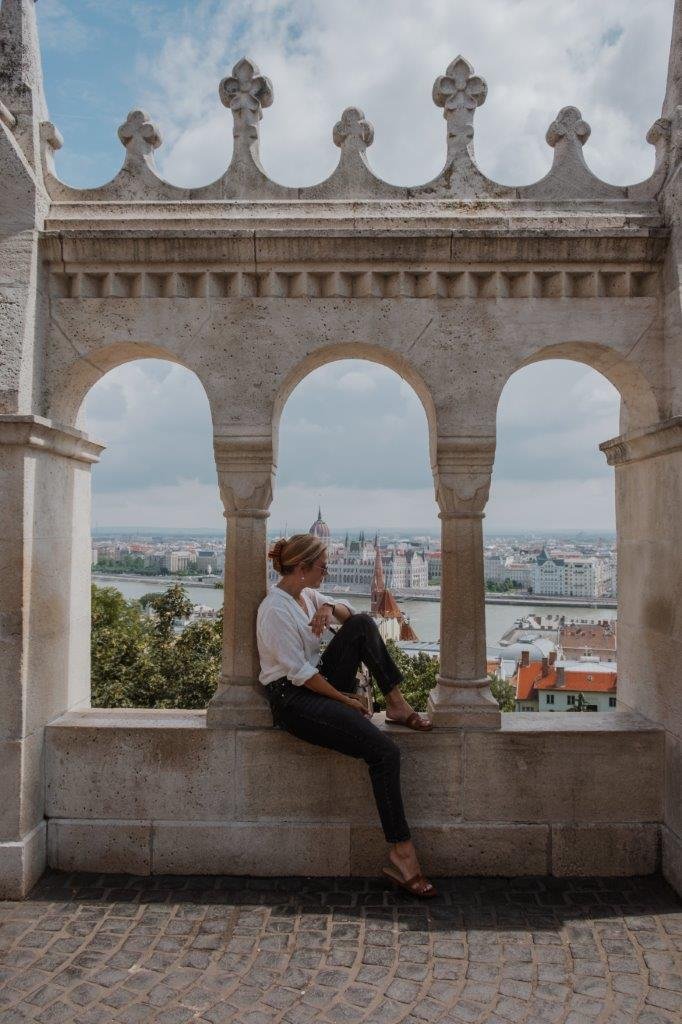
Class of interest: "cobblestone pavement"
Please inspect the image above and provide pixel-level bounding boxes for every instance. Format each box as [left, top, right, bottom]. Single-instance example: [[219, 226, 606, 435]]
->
[[0, 872, 681, 1024]]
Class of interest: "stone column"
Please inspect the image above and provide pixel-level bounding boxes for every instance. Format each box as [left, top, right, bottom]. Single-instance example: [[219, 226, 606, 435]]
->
[[427, 438, 501, 729], [207, 436, 275, 728], [600, 418, 682, 895], [0, 415, 103, 898]]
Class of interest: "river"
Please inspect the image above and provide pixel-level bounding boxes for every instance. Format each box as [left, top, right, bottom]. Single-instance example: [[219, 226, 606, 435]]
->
[[95, 576, 616, 646]]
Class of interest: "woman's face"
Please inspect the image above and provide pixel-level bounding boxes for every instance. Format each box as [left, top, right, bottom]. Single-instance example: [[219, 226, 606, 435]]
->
[[301, 554, 328, 589]]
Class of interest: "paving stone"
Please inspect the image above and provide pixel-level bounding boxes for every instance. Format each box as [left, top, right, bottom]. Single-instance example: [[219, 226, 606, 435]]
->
[[0, 872, 679, 1024]]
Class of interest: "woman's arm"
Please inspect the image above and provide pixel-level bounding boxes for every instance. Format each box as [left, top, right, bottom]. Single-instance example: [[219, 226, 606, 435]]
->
[[330, 602, 352, 624], [303, 671, 369, 714]]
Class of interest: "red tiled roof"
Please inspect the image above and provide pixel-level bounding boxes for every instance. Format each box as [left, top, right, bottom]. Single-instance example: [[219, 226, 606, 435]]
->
[[514, 663, 617, 701], [375, 589, 402, 619], [399, 619, 419, 641]]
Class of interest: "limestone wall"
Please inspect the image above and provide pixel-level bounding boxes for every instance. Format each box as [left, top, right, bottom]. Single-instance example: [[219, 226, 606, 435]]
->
[[44, 711, 663, 880]]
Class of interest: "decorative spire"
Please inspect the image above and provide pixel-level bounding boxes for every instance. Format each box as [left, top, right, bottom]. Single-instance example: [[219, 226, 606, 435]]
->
[[662, 0, 682, 120], [0, 0, 48, 169], [219, 57, 273, 161], [333, 107, 374, 152], [432, 55, 487, 160], [546, 106, 591, 149], [118, 109, 162, 161]]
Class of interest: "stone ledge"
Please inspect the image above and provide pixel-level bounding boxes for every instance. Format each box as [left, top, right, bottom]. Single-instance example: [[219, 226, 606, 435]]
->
[[0, 416, 104, 463], [47, 707, 661, 734], [44, 818, 665, 879]]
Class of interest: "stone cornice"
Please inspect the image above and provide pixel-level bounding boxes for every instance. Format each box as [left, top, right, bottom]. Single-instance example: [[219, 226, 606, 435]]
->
[[41, 206, 666, 242], [41, 229, 668, 271], [0, 415, 104, 463], [600, 417, 682, 466]]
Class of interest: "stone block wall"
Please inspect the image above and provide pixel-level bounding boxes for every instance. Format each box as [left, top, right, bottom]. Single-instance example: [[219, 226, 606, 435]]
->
[[44, 710, 664, 879]]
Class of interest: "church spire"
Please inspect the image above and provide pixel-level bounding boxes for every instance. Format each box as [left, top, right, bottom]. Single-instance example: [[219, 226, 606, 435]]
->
[[0, 0, 49, 169], [370, 543, 385, 615]]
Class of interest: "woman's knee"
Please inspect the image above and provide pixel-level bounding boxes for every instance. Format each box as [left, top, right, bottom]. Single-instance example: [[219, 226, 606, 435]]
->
[[366, 735, 401, 767], [349, 612, 378, 634]]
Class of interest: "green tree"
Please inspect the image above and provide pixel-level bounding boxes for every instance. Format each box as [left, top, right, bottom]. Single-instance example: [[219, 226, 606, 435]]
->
[[90, 584, 164, 708], [489, 673, 516, 712], [91, 583, 221, 710], [368, 642, 517, 714], [144, 583, 193, 641]]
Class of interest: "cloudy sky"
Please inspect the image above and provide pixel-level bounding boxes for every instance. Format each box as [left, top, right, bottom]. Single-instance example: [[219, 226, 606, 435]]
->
[[36, 0, 675, 533]]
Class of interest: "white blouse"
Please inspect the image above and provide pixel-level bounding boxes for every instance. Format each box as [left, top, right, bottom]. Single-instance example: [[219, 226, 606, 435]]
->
[[256, 586, 355, 686]]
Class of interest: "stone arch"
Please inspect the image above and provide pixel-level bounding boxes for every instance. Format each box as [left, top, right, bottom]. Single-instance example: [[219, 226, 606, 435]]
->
[[271, 342, 439, 469], [47, 341, 212, 429], [512, 340, 661, 434]]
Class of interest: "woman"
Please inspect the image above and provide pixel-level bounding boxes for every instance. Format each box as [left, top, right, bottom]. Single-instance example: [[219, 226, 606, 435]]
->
[[256, 533, 436, 898]]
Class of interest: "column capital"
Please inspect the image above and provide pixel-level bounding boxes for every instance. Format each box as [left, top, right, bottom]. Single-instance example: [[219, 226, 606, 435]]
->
[[599, 417, 682, 466], [0, 415, 104, 464], [213, 434, 275, 516], [433, 435, 495, 515]]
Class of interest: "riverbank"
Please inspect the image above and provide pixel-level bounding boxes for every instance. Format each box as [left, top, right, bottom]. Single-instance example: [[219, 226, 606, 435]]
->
[[92, 574, 617, 610]]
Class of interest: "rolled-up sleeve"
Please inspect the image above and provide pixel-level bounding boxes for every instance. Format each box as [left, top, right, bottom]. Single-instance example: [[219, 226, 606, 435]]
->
[[258, 606, 319, 686], [314, 591, 356, 616]]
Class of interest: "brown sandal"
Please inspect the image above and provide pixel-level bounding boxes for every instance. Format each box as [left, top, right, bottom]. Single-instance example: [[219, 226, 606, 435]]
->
[[382, 866, 437, 898], [385, 711, 433, 731]]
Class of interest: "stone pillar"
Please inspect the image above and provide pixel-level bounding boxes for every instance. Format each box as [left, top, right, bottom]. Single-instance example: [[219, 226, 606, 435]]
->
[[207, 437, 275, 728], [0, 415, 103, 898], [600, 418, 682, 895], [427, 438, 501, 729]]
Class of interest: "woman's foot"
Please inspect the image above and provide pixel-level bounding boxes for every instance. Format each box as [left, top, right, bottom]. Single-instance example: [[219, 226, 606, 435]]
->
[[385, 841, 436, 897], [385, 689, 432, 729]]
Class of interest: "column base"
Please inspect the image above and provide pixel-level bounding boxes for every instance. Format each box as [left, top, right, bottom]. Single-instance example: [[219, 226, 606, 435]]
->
[[427, 675, 502, 729], [206, 678, 273, 728], [0, 821, 46, 899]]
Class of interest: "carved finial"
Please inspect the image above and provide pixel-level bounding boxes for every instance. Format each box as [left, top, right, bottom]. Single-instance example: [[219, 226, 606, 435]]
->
[[39, 119, 63, 174], [219, 57, 273, 141], [40, 120, 63, 153], [546, 106, 591, 148], [433, 56, 487, 156], [118, 109, 162, 158], [333, 107, 374, 150]]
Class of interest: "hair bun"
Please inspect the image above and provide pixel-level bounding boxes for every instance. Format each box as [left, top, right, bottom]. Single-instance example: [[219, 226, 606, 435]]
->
[[268, 538, 287, 573]]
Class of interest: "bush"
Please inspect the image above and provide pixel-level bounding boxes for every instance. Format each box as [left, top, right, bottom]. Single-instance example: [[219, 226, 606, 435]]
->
[[369, 641, 515, 713], [91, 583, 222, 709]]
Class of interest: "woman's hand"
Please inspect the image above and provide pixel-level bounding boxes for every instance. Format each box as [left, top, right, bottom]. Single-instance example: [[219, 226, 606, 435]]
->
[[343, 694, 372, 717], [309, 604, 334, 637]]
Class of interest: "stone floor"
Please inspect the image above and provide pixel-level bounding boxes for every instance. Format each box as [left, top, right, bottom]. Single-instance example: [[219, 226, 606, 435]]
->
[[0, 872, 680, 1024]]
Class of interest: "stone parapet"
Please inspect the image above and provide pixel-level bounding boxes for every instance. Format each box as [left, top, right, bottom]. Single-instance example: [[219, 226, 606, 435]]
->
[[43, 710, 664, 878]]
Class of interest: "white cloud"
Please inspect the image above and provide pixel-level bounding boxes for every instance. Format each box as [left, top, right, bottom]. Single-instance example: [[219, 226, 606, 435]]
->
[[337, 371, 377, 394], [128, 0, 674, 190]]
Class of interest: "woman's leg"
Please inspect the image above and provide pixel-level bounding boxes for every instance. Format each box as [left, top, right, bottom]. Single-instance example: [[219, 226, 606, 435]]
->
[[319, 613, 403, 696], [276, 685, 411, 844], [319, 613, 432, 726]]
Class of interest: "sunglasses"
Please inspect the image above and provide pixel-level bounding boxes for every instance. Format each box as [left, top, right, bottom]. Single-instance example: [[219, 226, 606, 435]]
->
[[312, 561, 328, 575]]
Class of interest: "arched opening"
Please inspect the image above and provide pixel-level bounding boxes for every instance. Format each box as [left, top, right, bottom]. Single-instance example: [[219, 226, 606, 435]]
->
[[273, 357, 439, 708], [80, 358, 224, 710], [488, 359, 621, 713]]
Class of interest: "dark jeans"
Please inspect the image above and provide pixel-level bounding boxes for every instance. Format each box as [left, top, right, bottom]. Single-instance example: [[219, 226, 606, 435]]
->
[[264, 613, 411, 843]]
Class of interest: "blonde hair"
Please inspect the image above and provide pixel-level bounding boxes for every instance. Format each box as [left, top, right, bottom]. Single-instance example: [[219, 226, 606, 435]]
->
[[268, 534, 327, 575]]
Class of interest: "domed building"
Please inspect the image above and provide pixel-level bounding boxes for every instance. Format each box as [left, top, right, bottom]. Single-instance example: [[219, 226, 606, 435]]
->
[[309, 507, 331, 553]]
